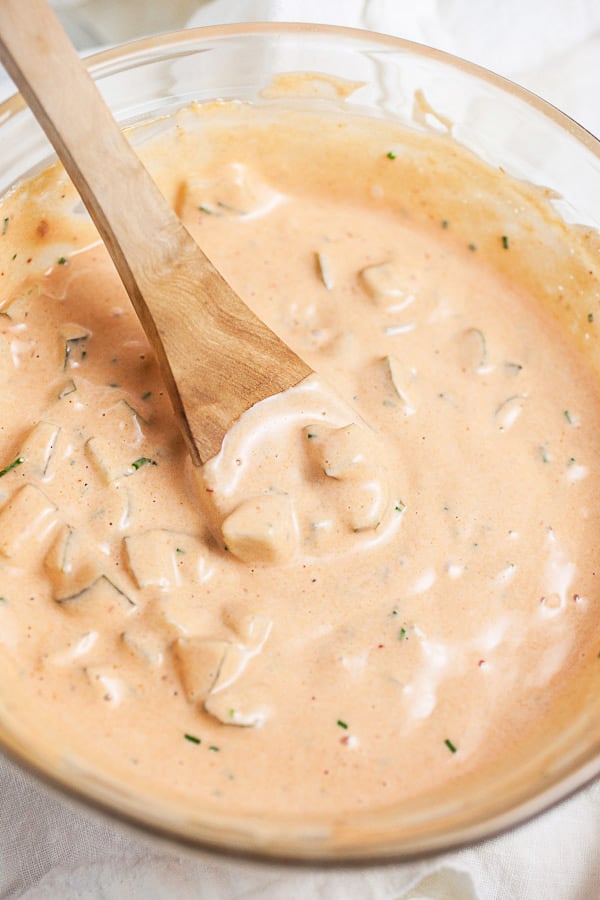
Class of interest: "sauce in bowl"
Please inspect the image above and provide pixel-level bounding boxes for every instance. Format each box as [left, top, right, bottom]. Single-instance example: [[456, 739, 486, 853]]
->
[[0, 97, 599, 845]]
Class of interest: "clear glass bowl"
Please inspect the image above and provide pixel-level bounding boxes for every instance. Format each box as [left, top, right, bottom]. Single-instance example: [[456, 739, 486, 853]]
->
[[0, 23, 599, 864]]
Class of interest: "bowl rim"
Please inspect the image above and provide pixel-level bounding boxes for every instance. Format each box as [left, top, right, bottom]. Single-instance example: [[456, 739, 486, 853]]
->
[[0, 20, 599, 866]]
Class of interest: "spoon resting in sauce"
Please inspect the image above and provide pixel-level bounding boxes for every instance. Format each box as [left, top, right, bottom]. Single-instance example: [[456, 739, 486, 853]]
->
[[0, 0, 311, 466]]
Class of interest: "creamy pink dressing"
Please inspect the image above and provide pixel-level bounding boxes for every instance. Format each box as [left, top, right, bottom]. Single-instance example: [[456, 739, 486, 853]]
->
[[0, 103, 599, 819]]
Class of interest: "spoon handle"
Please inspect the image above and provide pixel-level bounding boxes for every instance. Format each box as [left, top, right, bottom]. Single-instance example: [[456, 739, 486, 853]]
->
[[0, 0, 311, 464]]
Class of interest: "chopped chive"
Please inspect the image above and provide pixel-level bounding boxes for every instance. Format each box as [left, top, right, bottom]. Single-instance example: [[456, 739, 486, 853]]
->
[[198, 204, 215, 215], [0, 456, 24, 478], [131, 457, 157, 470], [501, 235, 509, 249], [441, 219, 449, 229], [337, 719, 348, 729], [228, 708, 235, 718], [468, 243, 477, 252], [394, 501, 405, 513], [175, 547, 185, 554], [386, 150, 396, 159], [307, 432, 317, 439], [208, 745, 220, 752], [588, 313, 594, 323], [564, 409, 574, 425], [0, 596, 7, 604], [444, 738, 457, 753], [392, 608, 399, 616], [1, 217, 9, 235], [398, 627, 407, 640], [11, 253, 16, 260], [184, 733, 201, 745], [57, 256, 68, 265], [539, 445, 550, 464]]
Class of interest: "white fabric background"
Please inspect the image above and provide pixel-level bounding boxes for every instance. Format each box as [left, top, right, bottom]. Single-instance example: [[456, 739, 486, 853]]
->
[[1, 1, 600, 898]]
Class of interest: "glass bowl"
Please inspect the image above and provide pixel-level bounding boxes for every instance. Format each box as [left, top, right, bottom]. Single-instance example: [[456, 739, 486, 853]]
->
[[0, 23, 599, 864]]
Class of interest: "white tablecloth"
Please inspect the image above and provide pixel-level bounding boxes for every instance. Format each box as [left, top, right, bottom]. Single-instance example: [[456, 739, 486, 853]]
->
[[1, 2, 600, 897]]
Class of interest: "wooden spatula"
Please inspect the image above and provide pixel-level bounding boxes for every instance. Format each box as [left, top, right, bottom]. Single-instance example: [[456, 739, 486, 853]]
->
[[0, 0, 312, 465]]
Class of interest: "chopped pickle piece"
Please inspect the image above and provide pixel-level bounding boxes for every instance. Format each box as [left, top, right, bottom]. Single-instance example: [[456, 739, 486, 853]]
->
[[108, 399, 145, 441], [0, 484, 58, 558], [121, 628, 164, 666], [85, 400, 149, 483], [1, 284, 41, 322], [157, 590, 216, 637], [383, 356, 416, 415], [359, 262, 414, 312], [85, 436, 135, 483], [19, 421, 60, 478], [223, 610, 273, 650], [125, 530, 181, 589], [45, 525, 104, 601], [173, 637, 229, 703], [61, 323, 91, 370], [124, 529, 212, 589], [305, 422, 376, 480], [175, 163, 280, 220], [210, 643, 248, 694], [56, 575, 135, 616], [222, 494, 297, 565], [57, 379, 76, 399], [347, 479, 390, 532], [456, 327, 488, 372]]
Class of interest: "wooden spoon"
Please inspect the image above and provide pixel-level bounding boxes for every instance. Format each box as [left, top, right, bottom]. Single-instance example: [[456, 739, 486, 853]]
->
[[0, 0, 312, 465]]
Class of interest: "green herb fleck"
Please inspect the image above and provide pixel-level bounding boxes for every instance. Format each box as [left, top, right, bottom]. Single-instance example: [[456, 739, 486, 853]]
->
[[57, 256, 68, 265], [398, 627, 407, 640], [539, 445, 550, 464], [199, 204, 215, 215], [11, 253, 16, 261], [564, 409, 574, 425], [141, 390, 152, 400], [0, 456, 24, 478], [468, 243, 477, 252], [588, 313, 594, 323], [175, 547, 185, 554], [131, 457, 157, 471], [392, 608, 399, 616], [386, 150, 396, 159], [228, 708, 235, 719], [0, 596, 7, 604], [441, 219, 449, 229], [208, 745, 220, 752], [394, 501, 405, 513], [337, 719, 349, 730], [501, 235, 510, 249], [444, 738, 457, 753], [1, 217, 9, 235], [307, 432, 317, 439], [184, 733, 201, 745]]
